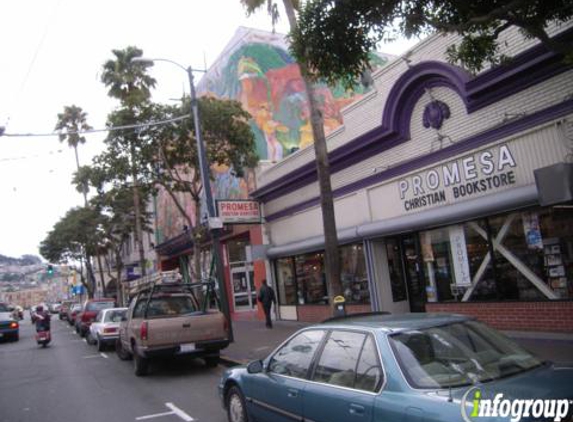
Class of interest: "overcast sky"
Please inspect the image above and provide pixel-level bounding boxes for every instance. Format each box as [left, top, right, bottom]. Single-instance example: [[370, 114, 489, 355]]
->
[[0, 0, 418, 260]]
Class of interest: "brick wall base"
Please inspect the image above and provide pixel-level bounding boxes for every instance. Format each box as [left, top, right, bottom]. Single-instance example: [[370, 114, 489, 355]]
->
[[426, 301, 573, 333], [296, 304, 372, 323]]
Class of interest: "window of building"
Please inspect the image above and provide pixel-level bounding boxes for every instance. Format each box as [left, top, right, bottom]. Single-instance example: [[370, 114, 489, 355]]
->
[[276, 257, 297, 306], [340, 244, 370, 304], [420, 206, 573, 302], [295, 253, 327, 305]]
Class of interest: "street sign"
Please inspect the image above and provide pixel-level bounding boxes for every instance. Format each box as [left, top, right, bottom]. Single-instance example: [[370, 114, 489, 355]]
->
[[216, 199, 261, 224]]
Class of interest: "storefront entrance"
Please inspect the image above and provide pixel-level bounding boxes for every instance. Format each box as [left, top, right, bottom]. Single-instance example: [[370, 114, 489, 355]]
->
[[230, 262, 256, 311], [401, 235, 427, 312]]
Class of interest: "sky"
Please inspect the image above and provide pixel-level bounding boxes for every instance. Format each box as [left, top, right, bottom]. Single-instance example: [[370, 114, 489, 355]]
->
[[0, 0, 418, 260]]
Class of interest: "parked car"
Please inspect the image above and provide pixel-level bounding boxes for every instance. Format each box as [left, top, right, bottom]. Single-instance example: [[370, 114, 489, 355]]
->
[[48, 303, 62, 314], [59, 300, 75, 321], [77, 298, 116, 337], [68, 303, 82, 326], [87, 307, 127, 351], [117, 277, 228, 376], [219, 313, 573, 422], [0, 302, 19, 342]]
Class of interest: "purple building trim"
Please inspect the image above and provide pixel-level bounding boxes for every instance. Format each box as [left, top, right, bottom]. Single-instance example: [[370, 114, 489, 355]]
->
[[266, 99, 573, 222], [252, 29, 573, 204]]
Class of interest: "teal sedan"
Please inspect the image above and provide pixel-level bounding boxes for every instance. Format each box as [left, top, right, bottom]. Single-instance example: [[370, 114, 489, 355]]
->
[[218, 313, 573, 422]]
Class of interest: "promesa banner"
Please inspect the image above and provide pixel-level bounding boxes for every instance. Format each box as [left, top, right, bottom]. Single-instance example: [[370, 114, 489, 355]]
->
[[216, 200, 262, 224]]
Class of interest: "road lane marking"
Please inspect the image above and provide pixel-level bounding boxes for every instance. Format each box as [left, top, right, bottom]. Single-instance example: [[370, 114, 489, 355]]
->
[[166, 403, 194, 421], [83, 354, 99, 359], [135, 403, 194, 421], [100, 353, 108, 359], [135, 411, 173, 420]]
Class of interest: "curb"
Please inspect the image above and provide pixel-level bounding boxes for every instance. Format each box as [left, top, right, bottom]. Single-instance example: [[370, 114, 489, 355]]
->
[[219, 355, 248, 367]]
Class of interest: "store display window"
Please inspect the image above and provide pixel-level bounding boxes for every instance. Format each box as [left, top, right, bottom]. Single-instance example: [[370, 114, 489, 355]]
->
[[295, 253, 328, 304], [276, 257, 297, 306], [340, 243, 370, 304], [420, 206, 573, 302]]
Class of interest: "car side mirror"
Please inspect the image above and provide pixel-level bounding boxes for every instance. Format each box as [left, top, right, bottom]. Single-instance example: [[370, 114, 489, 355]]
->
[[247, 360, 264, 374]]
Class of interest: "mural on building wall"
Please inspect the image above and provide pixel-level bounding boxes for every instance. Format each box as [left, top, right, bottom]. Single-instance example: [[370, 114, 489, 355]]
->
[[156, 27, 392, 246]]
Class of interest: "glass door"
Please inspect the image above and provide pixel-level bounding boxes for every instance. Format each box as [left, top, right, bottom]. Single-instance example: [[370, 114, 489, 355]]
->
[[230, 262, 256, 310], [401, 235, 427, 312]]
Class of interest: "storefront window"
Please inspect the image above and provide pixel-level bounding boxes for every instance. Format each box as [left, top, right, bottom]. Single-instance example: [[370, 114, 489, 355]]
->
[[420, 221, 493, 302], [227, 238, 248, 263], [340, 243, 370, 304], [420, 206, 573, 303], [276, 258, 297, 306], [489, 208, 573, 300], [295, 253, 327, 305]]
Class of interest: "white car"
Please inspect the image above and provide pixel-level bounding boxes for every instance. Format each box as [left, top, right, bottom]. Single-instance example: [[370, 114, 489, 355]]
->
[[87, 307, 127, 351]]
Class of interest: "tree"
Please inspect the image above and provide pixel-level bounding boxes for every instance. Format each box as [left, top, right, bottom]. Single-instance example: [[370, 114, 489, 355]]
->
[[101, 46, 156, 278], [39, 207, 105, 298], [54, 105, 98, 293], [147, 97, 257, 279], [55, 105, 93, 199], [241, 0, 343, 307], [291, 0, 573, 86]]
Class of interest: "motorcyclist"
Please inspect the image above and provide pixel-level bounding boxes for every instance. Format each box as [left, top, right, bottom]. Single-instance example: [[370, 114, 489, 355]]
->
[[32, 305, 51, 332]]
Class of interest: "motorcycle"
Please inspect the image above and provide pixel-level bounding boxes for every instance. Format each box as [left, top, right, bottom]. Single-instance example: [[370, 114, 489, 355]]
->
[[33, 313, 51, 348], [35, 329, 51, 347]]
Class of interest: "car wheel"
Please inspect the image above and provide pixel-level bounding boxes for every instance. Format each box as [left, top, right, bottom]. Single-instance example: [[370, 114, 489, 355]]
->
[[115, 339, 132, 361], [86, 332, 95, 345], [205, 355, 219, 368], [12, 333, 19, 342], [226, 386, 249, 422], [97, 336, 105, 352], [134, 353, 149, 377]]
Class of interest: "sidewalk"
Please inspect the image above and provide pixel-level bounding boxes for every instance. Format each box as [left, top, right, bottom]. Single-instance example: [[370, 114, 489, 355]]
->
[[220, 319, 573, 367]]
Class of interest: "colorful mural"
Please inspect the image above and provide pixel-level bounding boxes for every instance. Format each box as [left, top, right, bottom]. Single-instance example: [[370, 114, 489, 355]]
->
[[198, 27, 392, 163], [156, 27, 392, 246]]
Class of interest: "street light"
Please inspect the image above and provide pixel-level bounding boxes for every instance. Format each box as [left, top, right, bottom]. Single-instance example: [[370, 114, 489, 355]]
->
[[132, 56, 233, 342]]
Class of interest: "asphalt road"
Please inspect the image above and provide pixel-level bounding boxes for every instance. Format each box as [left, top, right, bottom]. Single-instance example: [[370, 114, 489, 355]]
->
[[0, 313, 228, 422]]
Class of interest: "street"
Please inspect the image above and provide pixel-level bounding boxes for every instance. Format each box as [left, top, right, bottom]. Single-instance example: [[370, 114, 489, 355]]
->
[[0, 314, 227, 422]]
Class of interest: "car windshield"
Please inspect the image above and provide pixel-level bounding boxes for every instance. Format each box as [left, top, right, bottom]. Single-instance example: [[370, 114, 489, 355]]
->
[[389, 320, 543, 389], [86, 301, 115, 311], [103, 310, 126, 323]]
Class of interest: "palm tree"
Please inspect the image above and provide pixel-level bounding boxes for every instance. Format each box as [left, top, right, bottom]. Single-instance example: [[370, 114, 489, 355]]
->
[[55, 105, 92, 203], [101, 46, 156, 279], [241, 0, 342, 306], [55, 105, 97, 296]]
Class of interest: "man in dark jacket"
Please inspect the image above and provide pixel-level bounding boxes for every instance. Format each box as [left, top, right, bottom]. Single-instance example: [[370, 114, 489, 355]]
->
[[257, 279, 276, 328]]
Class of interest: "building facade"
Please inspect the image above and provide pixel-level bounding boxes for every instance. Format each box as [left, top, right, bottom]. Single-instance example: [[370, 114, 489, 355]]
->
[[252, 24, 573, 332], [154, 27, 392, 319]]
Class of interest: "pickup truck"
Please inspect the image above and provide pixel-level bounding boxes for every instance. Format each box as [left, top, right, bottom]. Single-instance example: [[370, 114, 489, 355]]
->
[[116, 279, 229, 376]]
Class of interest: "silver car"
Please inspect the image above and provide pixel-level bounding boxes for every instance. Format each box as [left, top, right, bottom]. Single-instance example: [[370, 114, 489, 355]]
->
[[87, 307, 127, 351]]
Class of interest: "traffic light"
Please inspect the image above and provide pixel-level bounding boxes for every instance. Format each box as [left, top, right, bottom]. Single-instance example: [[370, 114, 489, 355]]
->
[[47, 264, 54, 276]]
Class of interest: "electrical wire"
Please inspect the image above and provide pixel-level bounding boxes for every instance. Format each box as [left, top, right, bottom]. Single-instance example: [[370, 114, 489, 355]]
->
[[0, 113, 191, 138]]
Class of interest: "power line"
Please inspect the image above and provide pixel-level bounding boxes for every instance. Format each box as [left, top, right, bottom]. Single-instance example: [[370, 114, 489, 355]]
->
[[0, 113, 191, 138]]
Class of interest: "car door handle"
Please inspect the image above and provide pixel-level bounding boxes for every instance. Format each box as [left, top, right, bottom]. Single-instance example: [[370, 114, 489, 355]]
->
[[182, 323, 190, 328], [287, 388, 299, 398], [349, 404, 365, 416]]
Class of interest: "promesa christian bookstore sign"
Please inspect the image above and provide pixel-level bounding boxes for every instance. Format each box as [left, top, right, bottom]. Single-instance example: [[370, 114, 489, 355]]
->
[[399, 144, 518, 212]]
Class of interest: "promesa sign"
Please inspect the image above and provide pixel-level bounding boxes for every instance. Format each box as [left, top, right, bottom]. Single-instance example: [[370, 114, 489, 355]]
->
[[216, 200, 262, 224]]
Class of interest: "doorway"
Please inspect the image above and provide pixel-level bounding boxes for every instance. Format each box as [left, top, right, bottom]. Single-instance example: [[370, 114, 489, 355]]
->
[[400, 235, 426, 312], [230, 262, 256, 311]]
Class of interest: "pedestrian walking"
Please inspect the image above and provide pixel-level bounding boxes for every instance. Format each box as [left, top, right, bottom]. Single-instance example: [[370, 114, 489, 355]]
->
[[257, 279, 276, 328]]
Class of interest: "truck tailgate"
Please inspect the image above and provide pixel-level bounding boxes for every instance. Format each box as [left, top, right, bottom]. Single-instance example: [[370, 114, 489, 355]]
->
[[146, 311, 226, 347]]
